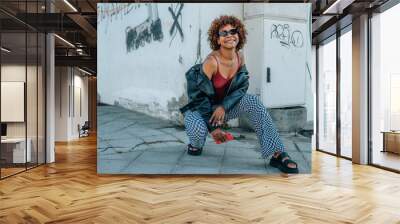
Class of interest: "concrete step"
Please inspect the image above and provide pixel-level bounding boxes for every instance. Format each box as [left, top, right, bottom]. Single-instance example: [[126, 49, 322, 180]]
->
[[239, 106, 308, 133]]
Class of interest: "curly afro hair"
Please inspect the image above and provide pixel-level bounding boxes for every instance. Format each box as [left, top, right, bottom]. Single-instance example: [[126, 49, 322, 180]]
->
[[208, 15, 247, 51]]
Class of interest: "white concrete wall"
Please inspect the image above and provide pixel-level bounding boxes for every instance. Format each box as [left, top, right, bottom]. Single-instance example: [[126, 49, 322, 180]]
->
[[71, 74, 89, 138], [55, 67, 89, 141], [243, 3, 313, 119], [98, 3, 243, 123], [55, 67, 68, 141], [243, 16, 264, 97]]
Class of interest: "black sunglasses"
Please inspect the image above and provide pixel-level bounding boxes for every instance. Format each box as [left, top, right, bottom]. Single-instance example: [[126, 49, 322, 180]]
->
[[218, 28, 238, 37]]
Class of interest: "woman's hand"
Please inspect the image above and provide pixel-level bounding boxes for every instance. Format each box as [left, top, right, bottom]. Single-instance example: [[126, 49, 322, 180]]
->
[[211, 128, 226, 143], [210, 106, 225, 126]]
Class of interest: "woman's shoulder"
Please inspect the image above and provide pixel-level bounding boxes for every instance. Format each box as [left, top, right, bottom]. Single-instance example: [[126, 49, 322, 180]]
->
[[203, 51, 219, 64], [237, 50, 245, 66], [202, 52, 218, 80]]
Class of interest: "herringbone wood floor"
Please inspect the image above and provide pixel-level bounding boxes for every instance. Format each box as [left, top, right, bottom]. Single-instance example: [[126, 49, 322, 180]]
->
[[1, 134, 400, 224]]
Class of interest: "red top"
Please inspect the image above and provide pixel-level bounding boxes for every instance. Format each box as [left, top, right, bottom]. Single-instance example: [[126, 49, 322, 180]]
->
[[211, 52, 241, 104]]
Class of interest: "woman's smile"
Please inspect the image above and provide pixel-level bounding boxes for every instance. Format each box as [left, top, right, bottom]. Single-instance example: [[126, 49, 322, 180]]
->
[[223, 38, 237, 46]]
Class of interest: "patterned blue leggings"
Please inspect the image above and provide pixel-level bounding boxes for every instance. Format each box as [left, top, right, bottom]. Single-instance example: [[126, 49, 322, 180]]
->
[[184, 94, 285, 158]]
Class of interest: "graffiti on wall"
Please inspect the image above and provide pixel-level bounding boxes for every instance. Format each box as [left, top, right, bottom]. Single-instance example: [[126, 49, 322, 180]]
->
[[125, 4, 164, 52], [270, 24, 304, 49], [194, 28, 202, 64], [168, 3, 184, 46], [98, 4, 138, 23], [99, 4, 147, 34]]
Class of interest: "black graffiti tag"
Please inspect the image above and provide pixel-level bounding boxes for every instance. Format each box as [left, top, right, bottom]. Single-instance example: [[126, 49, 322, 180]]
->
[[290, 30, 304, 48], [125, 5, 163, 52], [168, 3, 184, 45], [98, 3, 137, 23], [270, 24, 304, 49]]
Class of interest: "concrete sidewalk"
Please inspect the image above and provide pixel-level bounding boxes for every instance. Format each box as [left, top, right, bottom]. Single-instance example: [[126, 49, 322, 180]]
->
[[98, 105, 312, 174]]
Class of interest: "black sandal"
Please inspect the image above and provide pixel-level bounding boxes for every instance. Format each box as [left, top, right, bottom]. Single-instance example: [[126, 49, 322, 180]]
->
[[269, 151, 299, 174], [187, 144, 202, 156]]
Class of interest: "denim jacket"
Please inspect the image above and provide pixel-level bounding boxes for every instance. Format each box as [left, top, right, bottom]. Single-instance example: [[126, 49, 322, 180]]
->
[[179, 63, 250, 132]]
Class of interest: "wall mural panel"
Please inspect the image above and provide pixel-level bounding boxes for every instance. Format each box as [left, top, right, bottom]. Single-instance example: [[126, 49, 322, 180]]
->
[[97, 3, 312, 175]]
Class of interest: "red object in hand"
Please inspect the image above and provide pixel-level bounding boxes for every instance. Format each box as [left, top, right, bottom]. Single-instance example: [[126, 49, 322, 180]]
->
[[214, 132, 234, 144], [225, 132, 234, 141]]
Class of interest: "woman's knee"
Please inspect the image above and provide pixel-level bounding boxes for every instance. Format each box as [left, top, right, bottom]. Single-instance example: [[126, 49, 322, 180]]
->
[[241, 94, 265, 112], [241, 94, 259, 105], [184, 112, 208, 135]]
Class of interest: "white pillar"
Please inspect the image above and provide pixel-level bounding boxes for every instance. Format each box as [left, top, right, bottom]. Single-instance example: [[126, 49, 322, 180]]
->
[[46, 1, 55, 163], [352, 14, 369, 164], [46, 33, 55, 163]]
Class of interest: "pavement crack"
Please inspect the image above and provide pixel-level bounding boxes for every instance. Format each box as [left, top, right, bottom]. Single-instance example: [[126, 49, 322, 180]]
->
[[154, 126, 181, 130], [100, 147, 130, 153], [130, 139, 184, 152], [156, 128, 186, 142], [111, 121, 138, 134], [98, 116, 120, 126]]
